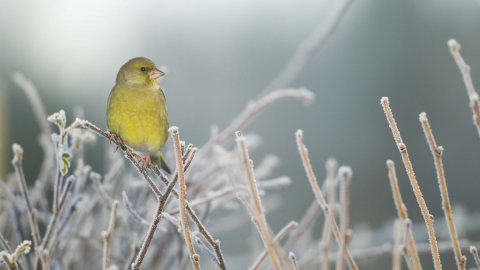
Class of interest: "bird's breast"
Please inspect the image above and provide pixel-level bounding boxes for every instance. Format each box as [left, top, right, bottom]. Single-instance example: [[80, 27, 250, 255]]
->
[[107, 85, 169, 152]]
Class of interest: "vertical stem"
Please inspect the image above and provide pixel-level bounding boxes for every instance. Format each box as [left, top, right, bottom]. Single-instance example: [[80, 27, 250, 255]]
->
[[381, 97, 442, 270], [392, 219, 402, 270], [102, 200, 119, 270], [335, 167, 352, 270], [387, 160, 422, 270], [236, 131, 285, 270], [170, 127, 201, 270], [419, 113, 466, 270], [296, 130, 358, 270]]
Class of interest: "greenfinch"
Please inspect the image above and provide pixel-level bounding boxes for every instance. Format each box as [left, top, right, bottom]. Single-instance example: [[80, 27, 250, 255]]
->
[[107, 57, 171, 173]]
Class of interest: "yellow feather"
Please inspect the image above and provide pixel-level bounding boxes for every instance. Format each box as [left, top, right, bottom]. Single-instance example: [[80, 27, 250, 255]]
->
[[106, 57, 170, 173]]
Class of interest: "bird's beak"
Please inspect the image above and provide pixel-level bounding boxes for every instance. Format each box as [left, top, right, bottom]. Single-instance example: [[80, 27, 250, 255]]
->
[[149, 68, 165, 80]]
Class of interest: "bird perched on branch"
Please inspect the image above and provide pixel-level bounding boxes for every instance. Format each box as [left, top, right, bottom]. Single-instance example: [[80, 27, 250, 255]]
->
[[107, 57, 171, 173]]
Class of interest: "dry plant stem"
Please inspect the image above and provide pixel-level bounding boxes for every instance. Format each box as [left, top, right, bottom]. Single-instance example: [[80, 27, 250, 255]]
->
[[403, 220, 415, 270], [103, 200, 119, 270], [83, 121, 162, 198], [263, 0, 354, 93], [295, 130, 358, 270], [40, 175, 74, 251], [37, 247, 49, 270], [131, 151, 195, 270], [185, 201, 227, 270], [336, 167, 351, 270], [392, 219, 402, 270], [300, 240, 480, 265], [387, 160, 422, 270], [0, 233, 25, 270], [321, 158, 338, 270], [11, 145, 42, 249], [250, 221, 298, 270], [447, 39, 480, 137], [197, 88, 314, 160], [284, 200, 320, 252], [381, 97, 442, 270], [0, 232, 13, 253], [288, 252, 300, 270], [122, 192, 150, 226], [470, 246, 480, 269], [419, 113, 465, 270], [236, 131, 283, 270], [12, 72, 54, 184], [170, 127, 201, 270]]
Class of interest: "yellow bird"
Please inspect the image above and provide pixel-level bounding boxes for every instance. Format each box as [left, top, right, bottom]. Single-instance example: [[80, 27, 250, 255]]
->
[[107, 57, 171, 173]]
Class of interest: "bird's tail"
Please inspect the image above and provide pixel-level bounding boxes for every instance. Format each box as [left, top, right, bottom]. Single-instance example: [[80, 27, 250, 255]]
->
[[150, 151, 171, 174]]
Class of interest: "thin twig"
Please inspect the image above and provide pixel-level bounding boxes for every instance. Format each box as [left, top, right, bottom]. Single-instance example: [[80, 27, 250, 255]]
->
[[419, 112, 466, 270], [335, 166, 352, 270], [236, 131, 285, 270], [170, 126, 201, 270], [197, 88, 315, 161], [296, 130, 358, 270], [392, 219, 402, 270], [402, 219, 415, 270], [122, 192, 150, 227], [250, 221, 298, 270], [321, 158, 338, 270], [447, 39, 480, 137], [185, 201, 227, 270], [381, 97, 442, 270], [386, 160, 422, 270], [262, 0, 354, 94], [11, 144, 41, 257], [0, 232, 25, 270], [470, 246, 480, 269], [288, 252, 300, 270], [12, 72, 54, 184], [102, 200, 119, 270]]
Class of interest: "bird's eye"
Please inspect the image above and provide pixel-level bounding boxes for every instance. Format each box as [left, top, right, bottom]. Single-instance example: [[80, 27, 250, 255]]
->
[[141, 67, 146, 72]]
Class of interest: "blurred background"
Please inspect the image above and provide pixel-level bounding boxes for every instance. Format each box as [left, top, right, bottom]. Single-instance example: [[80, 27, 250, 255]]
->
[[1, 0, 480, 269]]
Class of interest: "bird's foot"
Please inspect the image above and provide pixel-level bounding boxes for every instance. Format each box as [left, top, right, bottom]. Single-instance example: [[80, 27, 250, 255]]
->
[[138, 155, 151, 170], [108, 133, 120, 153]]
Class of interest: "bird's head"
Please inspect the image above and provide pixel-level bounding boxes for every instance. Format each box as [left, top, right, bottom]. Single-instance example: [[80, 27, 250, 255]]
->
[[116, 57, 165, 86]]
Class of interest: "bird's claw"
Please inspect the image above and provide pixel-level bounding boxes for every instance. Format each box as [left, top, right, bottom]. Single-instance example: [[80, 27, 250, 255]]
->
[[138, 155, 151, 170], [108, 133, 120, 153]]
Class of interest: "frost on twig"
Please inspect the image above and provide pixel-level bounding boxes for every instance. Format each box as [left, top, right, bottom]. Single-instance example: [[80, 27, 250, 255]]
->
[[381, 97, 441, 269], [0, 240, 31, 270], [448, 39, 480, 138]]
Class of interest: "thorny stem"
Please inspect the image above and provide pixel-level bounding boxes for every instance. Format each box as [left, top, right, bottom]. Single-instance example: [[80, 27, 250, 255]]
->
[[419, 113, 466, 270], [381, 97, 442, 269], [386, 160, 422, 270], [103, 200, 119, 270], [447, 39, 480, 138], [236, 131, 284, 270], [296, 130, 358, 270], [170, 126, 201, 270], [250, 221, 298, 270]]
